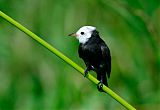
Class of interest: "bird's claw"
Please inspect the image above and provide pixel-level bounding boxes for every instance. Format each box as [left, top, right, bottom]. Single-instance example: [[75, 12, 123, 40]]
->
[[84, 68, 89, 77], [97, 82, 104, 92]]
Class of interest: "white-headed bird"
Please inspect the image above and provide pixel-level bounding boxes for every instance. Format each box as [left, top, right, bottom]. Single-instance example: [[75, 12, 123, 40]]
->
[[69, 26, 111, 92]]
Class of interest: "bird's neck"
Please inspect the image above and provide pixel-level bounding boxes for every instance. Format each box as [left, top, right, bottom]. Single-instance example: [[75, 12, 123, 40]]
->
[[79, 30, 100, 44]]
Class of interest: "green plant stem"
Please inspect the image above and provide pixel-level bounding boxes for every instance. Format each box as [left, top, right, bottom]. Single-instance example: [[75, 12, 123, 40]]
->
[[0, 11, 136, 110]]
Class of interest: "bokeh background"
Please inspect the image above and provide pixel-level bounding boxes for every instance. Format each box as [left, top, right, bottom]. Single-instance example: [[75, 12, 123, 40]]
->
[[0, 0, 160, 110]]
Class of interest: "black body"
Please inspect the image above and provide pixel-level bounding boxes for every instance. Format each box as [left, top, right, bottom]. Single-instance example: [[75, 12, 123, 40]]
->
[[78, 30, 111, 87]]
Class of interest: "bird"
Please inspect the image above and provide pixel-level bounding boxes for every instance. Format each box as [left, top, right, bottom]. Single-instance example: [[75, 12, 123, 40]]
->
[[69, 26, 111, 92]]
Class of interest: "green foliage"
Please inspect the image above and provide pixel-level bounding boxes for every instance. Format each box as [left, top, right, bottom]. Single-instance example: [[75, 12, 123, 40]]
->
[[0, 11, 136, 109], [0, 0, 160, 110]]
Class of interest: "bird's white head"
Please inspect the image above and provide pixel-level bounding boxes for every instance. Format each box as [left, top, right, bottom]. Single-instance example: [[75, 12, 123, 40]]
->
[[69, 26, 96, 44]]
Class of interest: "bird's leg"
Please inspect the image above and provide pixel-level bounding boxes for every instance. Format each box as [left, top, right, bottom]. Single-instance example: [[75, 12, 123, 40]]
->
[[84, 67, 90, 77], [97, 81, 104, 92], [84, 63, 92, 77]]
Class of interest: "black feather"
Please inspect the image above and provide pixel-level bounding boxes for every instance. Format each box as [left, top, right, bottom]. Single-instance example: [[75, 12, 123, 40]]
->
[[78, 30, 111, 87]]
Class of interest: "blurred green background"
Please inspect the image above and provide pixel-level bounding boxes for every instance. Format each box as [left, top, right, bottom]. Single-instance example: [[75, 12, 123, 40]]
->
[[0, 0, 160, 110]]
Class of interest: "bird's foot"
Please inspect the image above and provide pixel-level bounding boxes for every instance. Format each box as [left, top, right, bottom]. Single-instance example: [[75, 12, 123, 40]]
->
[[84, 68, 89, 77], [97, 82, 104, 92]]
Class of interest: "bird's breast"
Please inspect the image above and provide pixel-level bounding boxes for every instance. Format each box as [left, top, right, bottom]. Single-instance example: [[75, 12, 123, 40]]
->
[[81, 44, 102, 65]]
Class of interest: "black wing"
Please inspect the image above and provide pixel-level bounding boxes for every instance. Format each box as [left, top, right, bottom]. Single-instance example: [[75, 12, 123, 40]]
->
[[101, 44, 111, 78], [78, 44, 83, 58]]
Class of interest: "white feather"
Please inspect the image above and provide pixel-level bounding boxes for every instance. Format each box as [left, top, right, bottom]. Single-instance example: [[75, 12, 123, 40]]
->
[[76, 26, 96, 44]]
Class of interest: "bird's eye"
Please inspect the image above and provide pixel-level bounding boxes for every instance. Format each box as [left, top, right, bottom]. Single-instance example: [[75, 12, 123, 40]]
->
[[80, 32, 84, 35]]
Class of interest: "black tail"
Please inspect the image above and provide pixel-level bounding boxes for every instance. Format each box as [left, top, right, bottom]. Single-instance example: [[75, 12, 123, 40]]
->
[[97, 71, 108, 87]]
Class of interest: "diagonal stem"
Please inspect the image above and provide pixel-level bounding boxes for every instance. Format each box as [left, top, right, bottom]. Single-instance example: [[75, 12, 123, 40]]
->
[[0, 11, 136, 110]]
